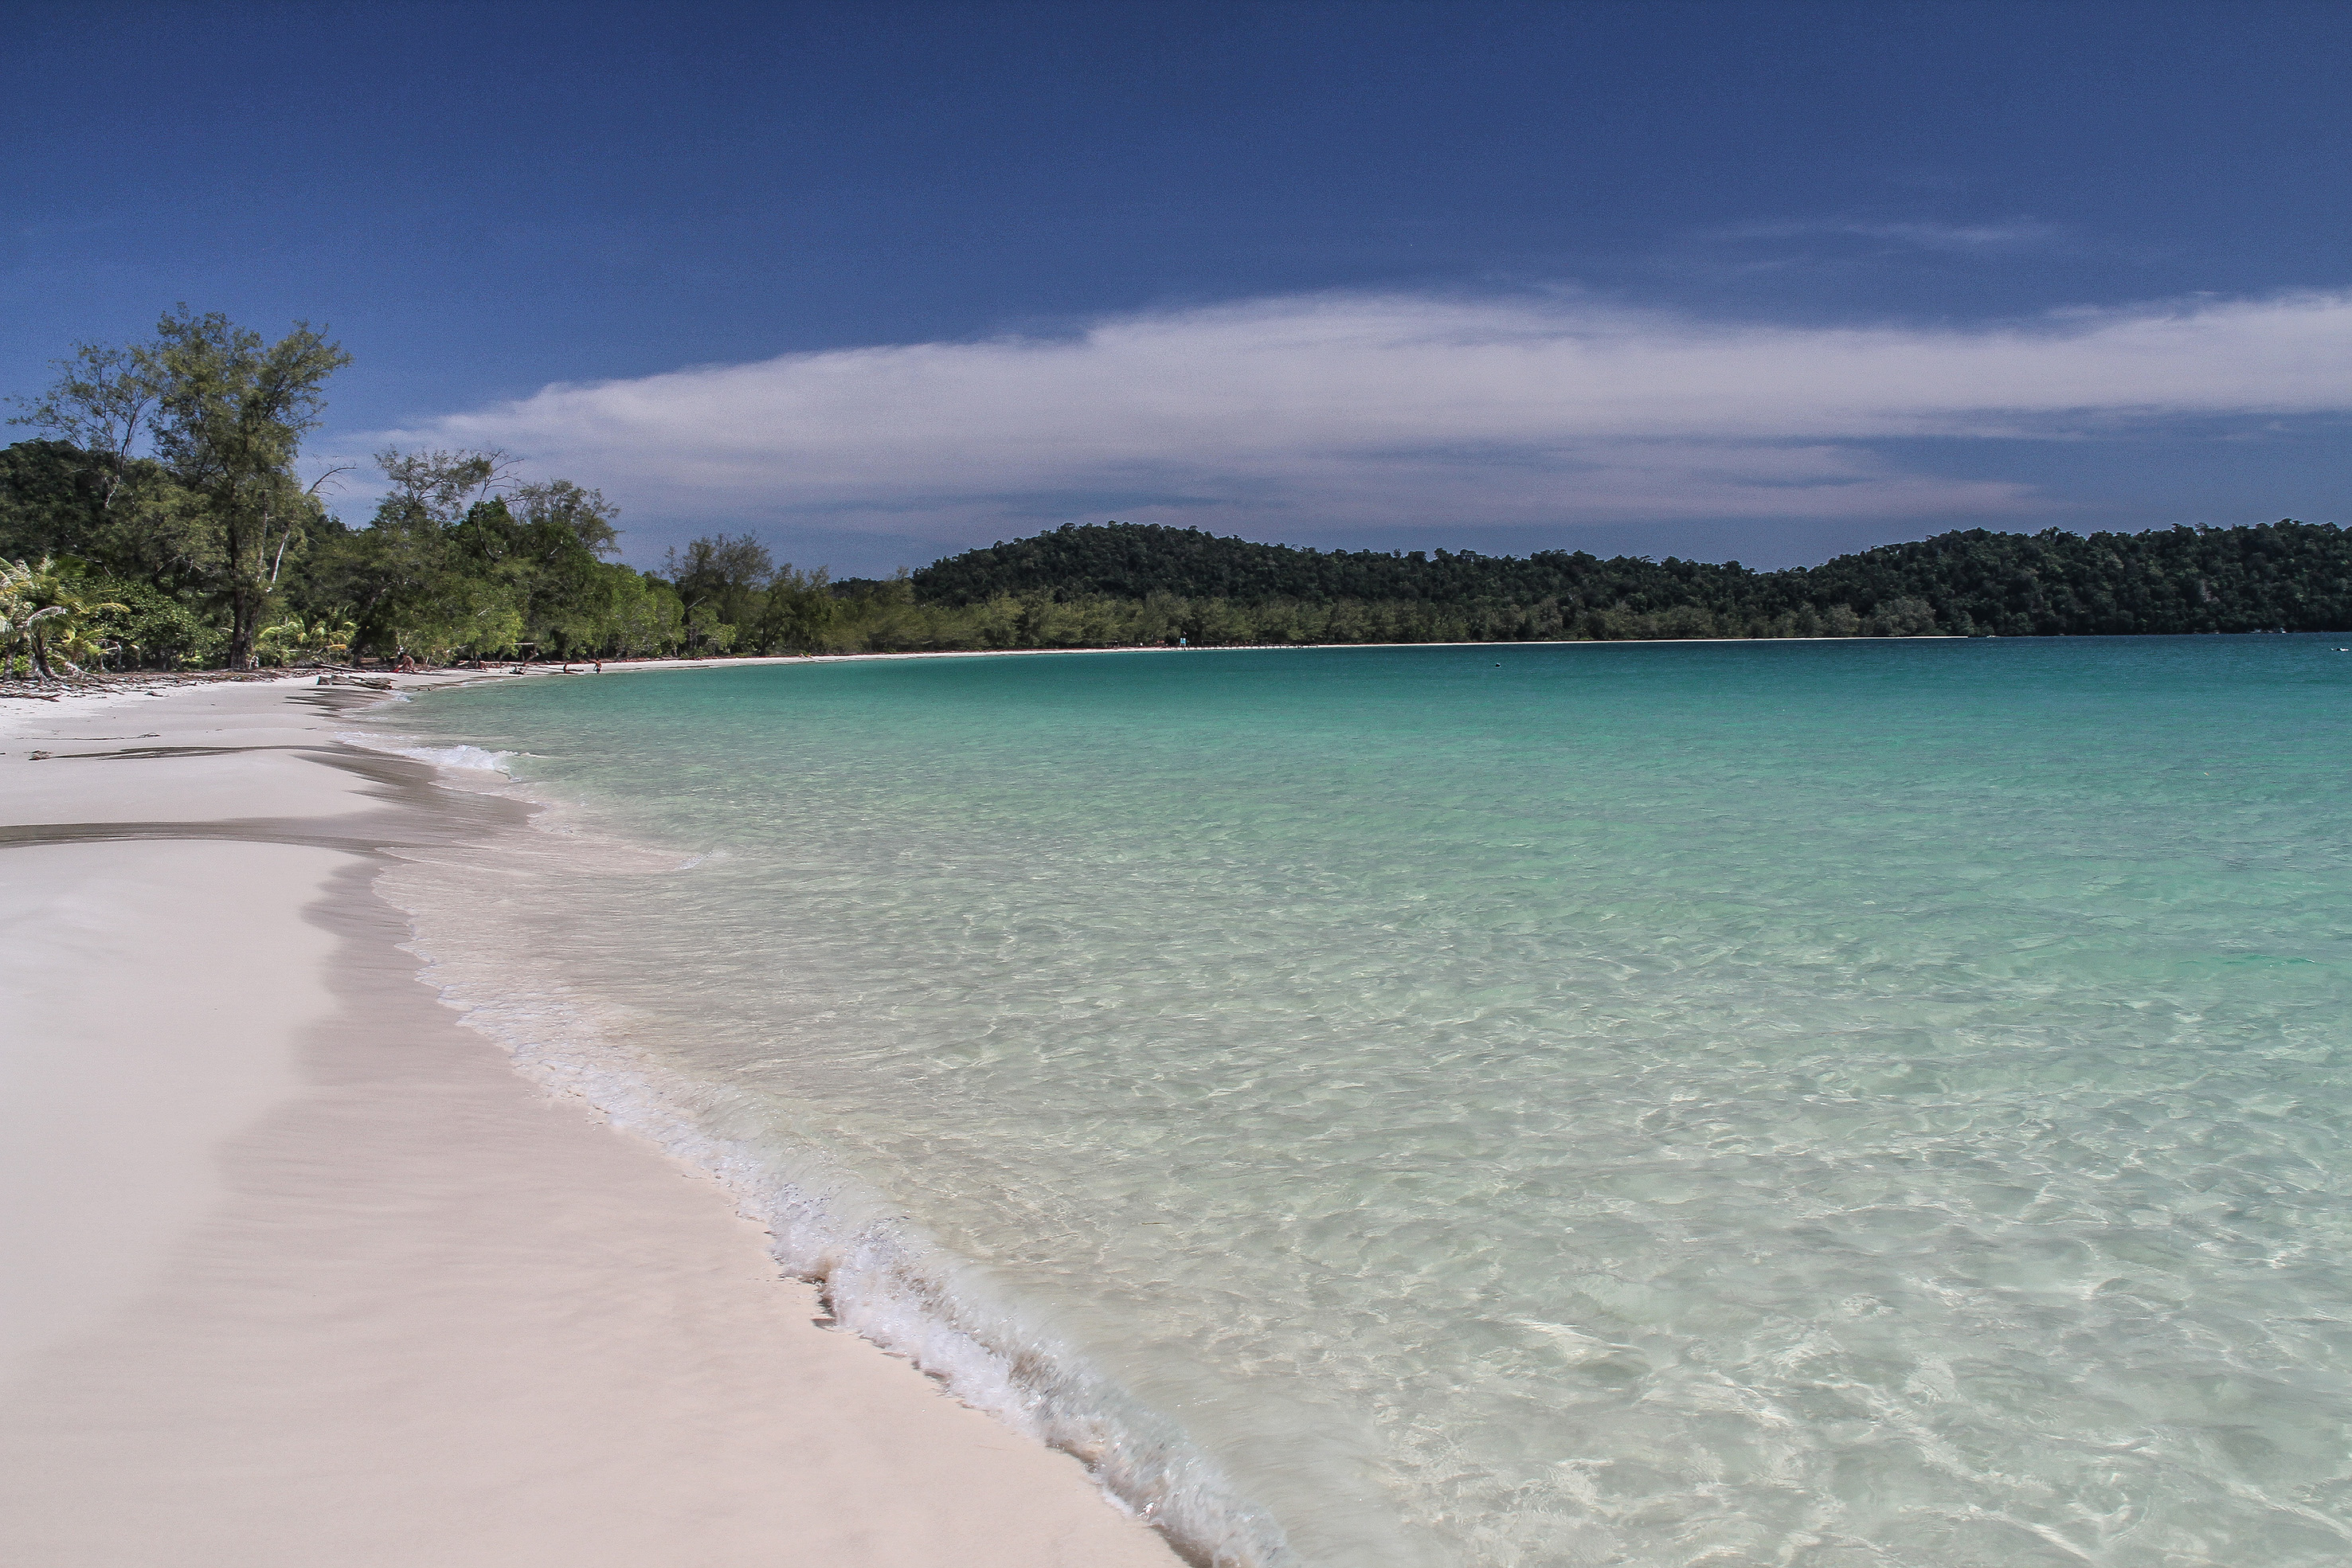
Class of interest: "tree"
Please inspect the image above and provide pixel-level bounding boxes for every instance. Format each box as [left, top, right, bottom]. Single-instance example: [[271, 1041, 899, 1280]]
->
[[593, 569, 685, 656], [664, 533, 773, 651], [17, 311, 354, 664], [308, 448, 508, 661], [377, 447, 511, 518], [473, 480, 624, 655], [512, 479, 620, 558], [143, 308, 350, 667], [755, 564, 838, 651], [8, 341, 162, 519]]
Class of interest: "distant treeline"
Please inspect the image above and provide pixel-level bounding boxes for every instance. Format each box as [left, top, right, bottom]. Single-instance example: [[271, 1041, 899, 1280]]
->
[[3, 311, 2345, 669], [906, 519, 2352, 640], [576, 516, 2352, 655]]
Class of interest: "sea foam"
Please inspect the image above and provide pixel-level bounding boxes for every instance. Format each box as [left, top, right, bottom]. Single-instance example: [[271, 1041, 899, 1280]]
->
[[392, 742, 519, 774], [340, 732, 521, 776]]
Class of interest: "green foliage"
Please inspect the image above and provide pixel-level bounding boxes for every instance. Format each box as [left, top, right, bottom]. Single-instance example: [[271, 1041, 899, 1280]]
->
[[254, 612, 358, 666], [293, 449, 663, 662], [0, 557, 128, 679], [140, 308, 352, 666], [904, 519, 2352, 641], [83, 577, 225, 667], [753, 565, 839, 651], [665, 533, 771, 653], [629, 516, 2345, 659], [6, 339, 162, 525], [587, 569, 687, 656], [6, 324, 652, 669], [0, 440, 213, 592], [910, 521, 1765, 611], [0, 440, 116, 563], [10, 309, 350, 667], [1790, 523, 2352, 635]]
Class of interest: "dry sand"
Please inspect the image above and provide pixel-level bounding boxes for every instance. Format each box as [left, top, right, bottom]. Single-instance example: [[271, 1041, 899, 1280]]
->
[[0, 675, 1180, 1567]]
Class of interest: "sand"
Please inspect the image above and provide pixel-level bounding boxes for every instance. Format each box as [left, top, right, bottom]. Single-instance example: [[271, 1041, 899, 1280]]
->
[[0, 675, 1181, 1567]]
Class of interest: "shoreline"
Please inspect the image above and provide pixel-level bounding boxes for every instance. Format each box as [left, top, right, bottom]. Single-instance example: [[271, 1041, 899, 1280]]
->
[[0, 628, 1974, 710], [451, 629, 1969, 679], [0, 677, 1179, 1567]]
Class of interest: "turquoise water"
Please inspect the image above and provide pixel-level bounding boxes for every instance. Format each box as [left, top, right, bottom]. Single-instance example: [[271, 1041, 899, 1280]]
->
[[374, 639, 2352, 1567]]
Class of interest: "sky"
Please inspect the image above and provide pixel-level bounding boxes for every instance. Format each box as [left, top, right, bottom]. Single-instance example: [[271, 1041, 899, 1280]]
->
[[3, 1, 2347, 574]]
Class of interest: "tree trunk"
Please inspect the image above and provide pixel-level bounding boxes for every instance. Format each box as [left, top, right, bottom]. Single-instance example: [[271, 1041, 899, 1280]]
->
[[228, 581, 264, 669], [222, 502, 264, 668]]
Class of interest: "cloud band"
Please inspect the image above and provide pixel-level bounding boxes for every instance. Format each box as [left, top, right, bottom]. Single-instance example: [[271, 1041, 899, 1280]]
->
[[374, 289, 2352, 539]]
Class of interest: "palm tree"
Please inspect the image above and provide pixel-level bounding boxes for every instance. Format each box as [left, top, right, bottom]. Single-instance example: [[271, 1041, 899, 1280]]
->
[[255, 612, 357, 667], [0, 558, 127, 682], [0, 601, 28, 682], [0, 561, 34, 680]]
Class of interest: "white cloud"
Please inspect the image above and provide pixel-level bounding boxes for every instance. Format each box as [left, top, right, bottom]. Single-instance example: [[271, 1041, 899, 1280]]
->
[[370, 288, 2352, 542], [1713, 217, 2066, 254], [1849, 220, 2064, 253]]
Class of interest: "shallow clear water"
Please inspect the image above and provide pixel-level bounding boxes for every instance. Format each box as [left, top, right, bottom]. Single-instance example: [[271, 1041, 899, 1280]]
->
[[374, 639, 2352, 1567]]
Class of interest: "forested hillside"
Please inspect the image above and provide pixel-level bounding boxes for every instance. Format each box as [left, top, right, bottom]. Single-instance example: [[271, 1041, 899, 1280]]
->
[[910, 522, 1761, 608], [1794, 522, 2352, 637], [911, 520, 2352, 639]]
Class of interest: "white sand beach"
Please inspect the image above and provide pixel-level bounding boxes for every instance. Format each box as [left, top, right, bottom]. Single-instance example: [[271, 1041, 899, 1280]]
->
[[0, 675, 1178, 1568]]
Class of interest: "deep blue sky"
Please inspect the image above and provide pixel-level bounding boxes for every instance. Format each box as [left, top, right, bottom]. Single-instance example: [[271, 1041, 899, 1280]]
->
[[4, 2, 2347, 572]]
